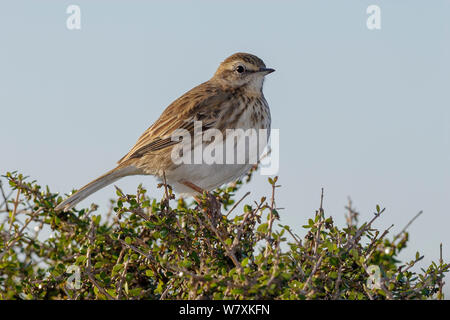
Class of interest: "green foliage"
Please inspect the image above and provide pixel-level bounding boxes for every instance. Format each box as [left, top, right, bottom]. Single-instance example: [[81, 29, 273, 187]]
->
[[0, 171, 448, 300]]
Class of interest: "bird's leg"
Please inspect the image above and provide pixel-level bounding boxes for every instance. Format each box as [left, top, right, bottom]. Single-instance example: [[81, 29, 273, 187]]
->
[[180, 180, 205, 194], [180, 180, 207, 205], [193, 195, 202, 204], [180, 180, 221, 221]]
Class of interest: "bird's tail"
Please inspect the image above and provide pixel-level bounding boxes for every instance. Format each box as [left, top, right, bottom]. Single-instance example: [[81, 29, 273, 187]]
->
[[55, 165, 142, 212]]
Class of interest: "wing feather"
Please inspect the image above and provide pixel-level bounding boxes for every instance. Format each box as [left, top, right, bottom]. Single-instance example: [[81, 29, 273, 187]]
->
[[118, 81, 231, 164]]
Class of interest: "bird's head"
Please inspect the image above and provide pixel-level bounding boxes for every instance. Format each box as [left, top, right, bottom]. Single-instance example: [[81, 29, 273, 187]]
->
[[213, 52, 275, 94]]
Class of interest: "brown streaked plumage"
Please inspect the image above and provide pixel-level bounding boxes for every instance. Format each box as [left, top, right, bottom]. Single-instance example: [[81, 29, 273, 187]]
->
[[55, 52, 274, 212]]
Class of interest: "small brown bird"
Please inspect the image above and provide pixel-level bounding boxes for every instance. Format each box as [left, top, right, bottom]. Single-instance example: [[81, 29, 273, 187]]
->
[[55, 52, 274, 211]]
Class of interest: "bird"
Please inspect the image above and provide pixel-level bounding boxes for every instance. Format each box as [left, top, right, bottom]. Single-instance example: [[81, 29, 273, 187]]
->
[[55, 52, 275, 212]]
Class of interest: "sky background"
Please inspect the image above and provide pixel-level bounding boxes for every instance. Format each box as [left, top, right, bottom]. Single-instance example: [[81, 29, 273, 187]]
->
[[1, 0, 450, 296]]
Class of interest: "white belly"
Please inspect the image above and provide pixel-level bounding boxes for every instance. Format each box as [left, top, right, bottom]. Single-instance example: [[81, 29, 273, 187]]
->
[[166, 162, 254, 196], [164, 98, 270, 195]]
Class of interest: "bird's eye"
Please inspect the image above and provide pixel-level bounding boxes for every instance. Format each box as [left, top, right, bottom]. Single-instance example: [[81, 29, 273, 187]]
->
[[236, 65, 245, 74]]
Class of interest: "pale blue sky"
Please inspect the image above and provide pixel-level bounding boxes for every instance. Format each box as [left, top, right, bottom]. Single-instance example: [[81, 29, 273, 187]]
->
[[1, 0, 450, 294]]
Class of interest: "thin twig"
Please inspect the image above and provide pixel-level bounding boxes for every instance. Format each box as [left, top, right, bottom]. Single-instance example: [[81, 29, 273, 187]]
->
[[160, 280, 173, 300], [8, 189, 21, 233], [332, 265, 343, 300], [394, 211, 423, 241], [86, 221, 114, 300], [0, 207, 43, 260], [116, 256, 131, 300], [304, 254, 325, 296], [225, 191, 250, 217], [438, 243, 444, 300], [0, 180, 13, 212]]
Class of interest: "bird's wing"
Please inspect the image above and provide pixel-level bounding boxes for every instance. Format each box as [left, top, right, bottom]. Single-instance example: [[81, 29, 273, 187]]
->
[[117, 81, 231, 164]]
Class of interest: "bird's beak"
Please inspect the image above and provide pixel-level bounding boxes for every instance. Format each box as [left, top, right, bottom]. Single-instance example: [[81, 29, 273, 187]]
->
[[258, 67, 275, 75]]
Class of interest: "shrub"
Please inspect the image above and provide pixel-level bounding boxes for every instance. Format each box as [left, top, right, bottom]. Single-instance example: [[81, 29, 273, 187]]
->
[[0, 171, 448, 300]]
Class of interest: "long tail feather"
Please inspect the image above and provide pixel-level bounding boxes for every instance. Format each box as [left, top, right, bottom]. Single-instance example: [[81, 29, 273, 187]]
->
[[55, 165, 142, 212]]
